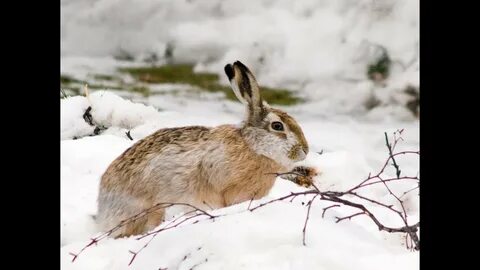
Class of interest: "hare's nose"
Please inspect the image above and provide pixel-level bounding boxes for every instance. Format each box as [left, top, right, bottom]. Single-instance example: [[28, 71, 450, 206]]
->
[[302, 145, 309, 156], [296, 148, 307, 161], [224, 64, 234, 80]]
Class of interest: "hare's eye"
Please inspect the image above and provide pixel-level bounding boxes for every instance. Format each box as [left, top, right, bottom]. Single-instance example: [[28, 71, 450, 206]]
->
[[271, 121, 284, 131]]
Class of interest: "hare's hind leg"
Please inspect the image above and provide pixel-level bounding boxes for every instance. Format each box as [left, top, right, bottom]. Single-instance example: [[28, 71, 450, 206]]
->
[[143, 209, 165, 232], [115, 208, 164, 238], [99, 206, 165, 238], [97, 189, 164, 238]]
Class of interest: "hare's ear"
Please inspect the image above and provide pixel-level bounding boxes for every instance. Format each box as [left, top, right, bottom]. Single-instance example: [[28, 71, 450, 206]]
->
[[224, 61, 266, 124]]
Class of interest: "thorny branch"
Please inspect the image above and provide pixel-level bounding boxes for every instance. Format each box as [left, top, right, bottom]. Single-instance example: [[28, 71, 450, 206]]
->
[[267, 129, 419, 249], [69, 202, 218, 264], [385, 131, 401, 178], [302, 194, 319, 246], [322, 205, 340, 218], [70, 130, 419, 266]]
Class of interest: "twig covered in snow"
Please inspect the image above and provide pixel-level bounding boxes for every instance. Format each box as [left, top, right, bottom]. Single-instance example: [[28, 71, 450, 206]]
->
[[125, 130, 134, 140], [80, 106, 107, 137], [82, 106, 94, 126], [76, 85, 108, 138]]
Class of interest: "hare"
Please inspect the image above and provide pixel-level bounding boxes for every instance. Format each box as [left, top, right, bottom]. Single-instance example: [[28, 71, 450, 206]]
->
[[97, 61, 317, 238]]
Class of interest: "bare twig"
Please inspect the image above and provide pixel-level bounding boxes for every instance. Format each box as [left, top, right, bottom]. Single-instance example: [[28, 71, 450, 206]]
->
[[249, 191, 317, 212], [70, 202, 217, 264], [347, 151, 419, 193], [71, 131, 420, 265], [322, 204, 340, 218], [385, 132, 401, 178], [82, 106, 94, 126], [247, 192, 257, 210], [61, 88, 68, 99], [189, 258, 208, 270], [302, 194, 319, 246], [335, 212, 365, 223], [400, 185, 419, 199], [126, 130, 133, 140], [84, 84, 90, 98], [265, 171, 305, 178]]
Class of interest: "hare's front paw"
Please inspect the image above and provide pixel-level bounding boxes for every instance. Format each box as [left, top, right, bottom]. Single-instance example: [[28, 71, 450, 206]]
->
[[292, 166, 319, 187], [280, 166, 319, 187]]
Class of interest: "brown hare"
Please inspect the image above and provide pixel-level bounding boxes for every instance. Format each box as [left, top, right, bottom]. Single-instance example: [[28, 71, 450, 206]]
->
[[97, 61, 317, 238]]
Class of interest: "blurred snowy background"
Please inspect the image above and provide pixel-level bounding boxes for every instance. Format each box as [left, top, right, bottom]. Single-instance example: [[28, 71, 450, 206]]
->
[[61, 0, 419, 120], [61, 0, 419, 269]]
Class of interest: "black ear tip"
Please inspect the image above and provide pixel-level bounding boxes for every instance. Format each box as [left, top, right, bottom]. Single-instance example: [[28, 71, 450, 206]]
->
[[234, 60, 247, 69], [224, 64, 234, 80]]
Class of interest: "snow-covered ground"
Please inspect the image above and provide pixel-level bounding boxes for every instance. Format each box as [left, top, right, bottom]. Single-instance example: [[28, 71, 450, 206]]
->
[[60, 91, 419, 270], [61, 0, 419, 268], [61, 0, 419, 120]]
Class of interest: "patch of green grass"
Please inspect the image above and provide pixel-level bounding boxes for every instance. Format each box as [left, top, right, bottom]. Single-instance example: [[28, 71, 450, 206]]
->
[[87, 84, 124, 90], [61, 75, 82, 85], [260, 88, 303, 106], [60, 88, 68, 98], [60, 73, 149, 97], [119, 65, 301, 105], [60, 87, 80, 97], [129, 86, 150, 97], [91, 74, 117, 81], [61, 75, 84, 97]]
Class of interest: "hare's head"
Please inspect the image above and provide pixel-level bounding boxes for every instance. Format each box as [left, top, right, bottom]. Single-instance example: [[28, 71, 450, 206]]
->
[[224, 61, 309, 169]]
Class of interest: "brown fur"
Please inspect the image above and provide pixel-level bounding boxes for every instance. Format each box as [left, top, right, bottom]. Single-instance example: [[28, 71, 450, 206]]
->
[[97, 125, 284, 238], [270, 108, 309, 154], [97, 61, 310, 238]]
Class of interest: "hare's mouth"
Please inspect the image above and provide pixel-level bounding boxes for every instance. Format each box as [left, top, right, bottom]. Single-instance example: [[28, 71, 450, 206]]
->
[[288, 144, 307, 161]]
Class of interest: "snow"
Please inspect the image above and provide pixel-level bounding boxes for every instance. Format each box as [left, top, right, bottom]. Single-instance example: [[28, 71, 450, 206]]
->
[[61, 96, 95, 140], [61, 0, 419, 268], [60, 92, 419, 269], [61, 0, 419, 120], [62, 195, 418, 270]]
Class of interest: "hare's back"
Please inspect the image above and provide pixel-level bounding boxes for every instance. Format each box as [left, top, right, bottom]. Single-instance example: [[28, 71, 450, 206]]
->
[[102, 126, 212, 179]]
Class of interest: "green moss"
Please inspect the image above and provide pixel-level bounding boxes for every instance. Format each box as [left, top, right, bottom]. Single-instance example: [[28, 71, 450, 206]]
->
[[60, 87, 80, 97], [119, 65, 301, 105], [129, 86, 150, 97], [61, 75, 82, 85], [261, 88, 303, 106], [60, 88, 68, 98], [92, 74, 117, 81], [61, 71, 148, 95], [87, 84, 124, 90]]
